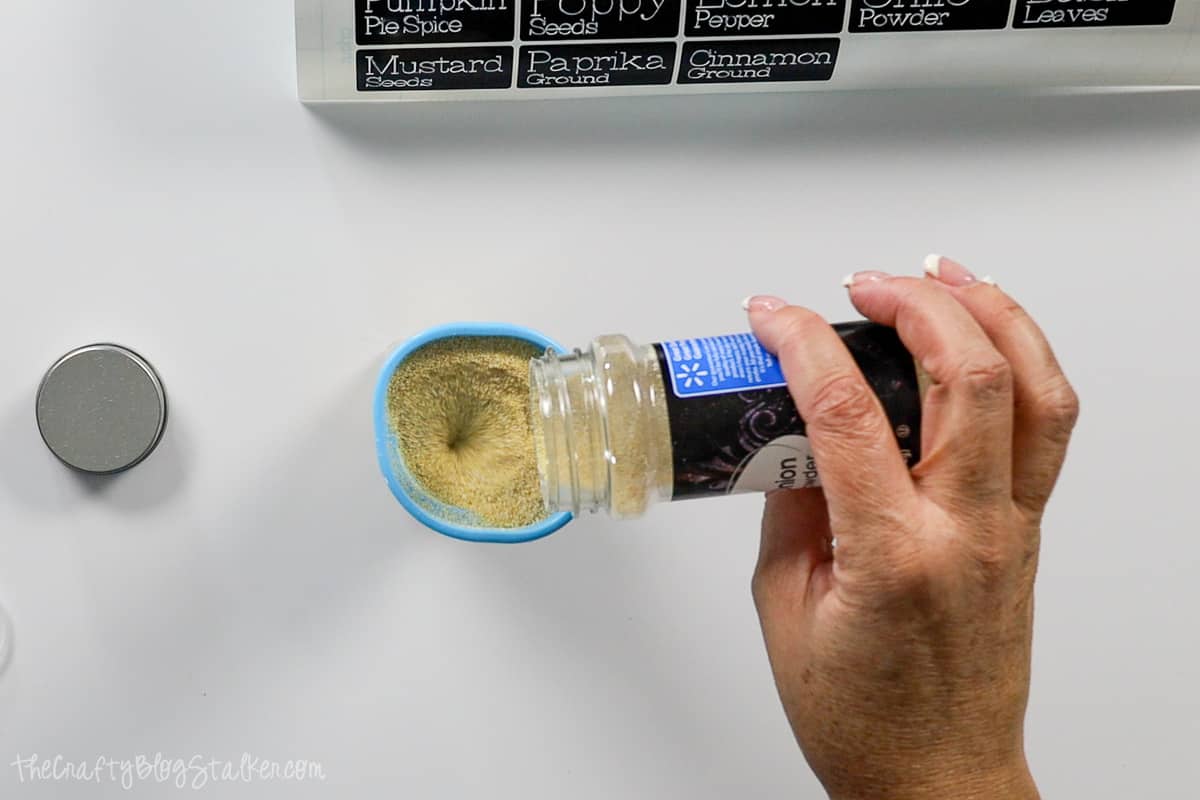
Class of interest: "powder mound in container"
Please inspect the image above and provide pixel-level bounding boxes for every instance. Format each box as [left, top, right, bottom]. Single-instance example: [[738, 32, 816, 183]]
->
[[386, 336, 546, 529]]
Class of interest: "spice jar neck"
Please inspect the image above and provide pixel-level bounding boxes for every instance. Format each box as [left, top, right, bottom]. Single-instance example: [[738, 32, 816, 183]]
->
[[530, 347, 610, 515], [529, 335, 673, 520]]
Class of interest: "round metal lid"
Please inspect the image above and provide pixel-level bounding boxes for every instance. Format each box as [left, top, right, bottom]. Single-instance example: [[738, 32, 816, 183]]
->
[[36, 344, 167, 475]]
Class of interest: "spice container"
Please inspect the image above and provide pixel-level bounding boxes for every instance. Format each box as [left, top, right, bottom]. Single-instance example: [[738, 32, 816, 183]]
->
[[530, 322, 926, 519], [374, 322, 573, 543]]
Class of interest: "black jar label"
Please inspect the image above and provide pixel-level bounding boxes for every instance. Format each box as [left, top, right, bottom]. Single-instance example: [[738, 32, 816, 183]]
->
[[684, 0, 846, 38], [521, 0, 682, 40], [357, 47, 514, 90], [356, 0, 516, 45], [654, 322, 922, 499], [677, 38, 839, 83], [517, 43, 677, 87], [847, 0, 1010, 32], [1013, 0, 1175, 28]]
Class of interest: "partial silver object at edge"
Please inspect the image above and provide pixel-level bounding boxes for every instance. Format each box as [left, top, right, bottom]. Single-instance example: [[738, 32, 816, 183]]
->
[[0, 605, 11, 675]]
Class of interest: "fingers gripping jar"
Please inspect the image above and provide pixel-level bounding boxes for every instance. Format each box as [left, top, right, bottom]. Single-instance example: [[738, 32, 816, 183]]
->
[[530, 322, 926, 519]]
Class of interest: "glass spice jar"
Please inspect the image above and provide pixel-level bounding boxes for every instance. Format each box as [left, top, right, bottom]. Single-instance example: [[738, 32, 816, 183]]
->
[[529, 322, 927, 519]]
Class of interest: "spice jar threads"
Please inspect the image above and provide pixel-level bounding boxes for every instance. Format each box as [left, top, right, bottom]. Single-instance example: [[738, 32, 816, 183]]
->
[[530, 335, 673, 519], [530, 323, 926, 520]]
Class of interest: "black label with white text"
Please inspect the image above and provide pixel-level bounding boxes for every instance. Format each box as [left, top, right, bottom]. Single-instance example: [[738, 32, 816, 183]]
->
[[357, 47, 514, 90], [678, 38, 839, 83], [518, 43, 677, 87], [355, 0, 515, 44], [849, 0, 1010, 32], [1013, 0, 1175, 28], [655, 323, 922, 499], [686, 0, 846, 37], [521, 0, 682, 40]]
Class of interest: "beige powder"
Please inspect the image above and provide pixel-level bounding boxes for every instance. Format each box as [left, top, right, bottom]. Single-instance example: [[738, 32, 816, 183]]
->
[[386, 336, 546, 528]]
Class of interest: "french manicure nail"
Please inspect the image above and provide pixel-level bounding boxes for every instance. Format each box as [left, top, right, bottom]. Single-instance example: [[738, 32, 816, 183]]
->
[[924, 253, 978, 288], [843, 270, 891, 288], [744, 295, 788, 313], [923, 253, 943, 278]]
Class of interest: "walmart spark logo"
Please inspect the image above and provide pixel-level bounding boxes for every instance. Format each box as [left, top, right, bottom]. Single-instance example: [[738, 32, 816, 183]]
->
[[675, 362, 709, 388]]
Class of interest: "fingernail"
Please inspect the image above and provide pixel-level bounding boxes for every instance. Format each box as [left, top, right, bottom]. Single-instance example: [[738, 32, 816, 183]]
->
[[980, 275, 998, 286], [842, 270, 891, 288], [744, 295, 788, 313], [923, 253, 943, 278], [924, 253, 978, 287]]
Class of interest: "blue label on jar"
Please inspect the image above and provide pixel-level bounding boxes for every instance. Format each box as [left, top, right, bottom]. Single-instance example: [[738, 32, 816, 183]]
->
[[655, 323, 921, 499], [660, 334, 786, 398]]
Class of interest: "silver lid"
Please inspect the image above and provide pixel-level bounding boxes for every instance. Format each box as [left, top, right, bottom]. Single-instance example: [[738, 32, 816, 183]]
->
[[36, 344, 167, 475]]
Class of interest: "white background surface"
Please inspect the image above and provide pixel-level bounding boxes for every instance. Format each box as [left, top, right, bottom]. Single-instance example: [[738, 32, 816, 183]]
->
[[1, 2, 1199, 798]]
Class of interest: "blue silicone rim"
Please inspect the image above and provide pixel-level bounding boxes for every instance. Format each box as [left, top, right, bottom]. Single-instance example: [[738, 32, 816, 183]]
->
[[373, 322, 573, 543]]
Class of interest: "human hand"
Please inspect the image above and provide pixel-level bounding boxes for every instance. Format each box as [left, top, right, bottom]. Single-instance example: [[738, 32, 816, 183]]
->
[[745, 256, 1079, 799]]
